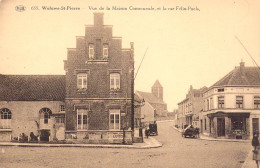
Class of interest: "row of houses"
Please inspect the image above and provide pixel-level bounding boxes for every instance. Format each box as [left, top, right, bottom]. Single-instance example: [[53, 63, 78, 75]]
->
[[177, 62, 260, 140]]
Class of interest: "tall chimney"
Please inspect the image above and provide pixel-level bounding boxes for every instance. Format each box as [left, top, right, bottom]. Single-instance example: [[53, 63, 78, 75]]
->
[[94, 13, 104, 26], [240, 61, 245, 76]]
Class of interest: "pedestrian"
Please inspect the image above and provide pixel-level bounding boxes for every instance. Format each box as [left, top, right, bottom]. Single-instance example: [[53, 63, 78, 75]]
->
[[252, 133, 260, 168], [145, 128, 149, 139]]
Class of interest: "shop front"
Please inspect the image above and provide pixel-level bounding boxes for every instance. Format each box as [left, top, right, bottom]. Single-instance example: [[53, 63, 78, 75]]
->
[[207, 112, 250, 140]]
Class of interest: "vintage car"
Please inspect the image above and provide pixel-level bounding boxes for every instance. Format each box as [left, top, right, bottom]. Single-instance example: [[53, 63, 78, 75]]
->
[[182, 125, 199, 138], [145, 122, 158, 136]]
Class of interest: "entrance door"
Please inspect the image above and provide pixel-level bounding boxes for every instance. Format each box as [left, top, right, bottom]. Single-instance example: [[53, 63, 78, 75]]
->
[[40, 129, 50, 141], [253, 118, 259, 136], [217, 118, 225, 136]]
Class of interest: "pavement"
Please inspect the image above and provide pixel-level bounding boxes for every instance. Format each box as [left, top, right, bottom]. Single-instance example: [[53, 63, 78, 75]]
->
[[0, 136, 162, 149], [173, 126, 256, 168], [0, 122, 255, 167]]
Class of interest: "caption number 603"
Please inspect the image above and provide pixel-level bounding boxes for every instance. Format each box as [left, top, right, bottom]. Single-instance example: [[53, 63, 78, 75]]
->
[[31, 6, 39, 10]]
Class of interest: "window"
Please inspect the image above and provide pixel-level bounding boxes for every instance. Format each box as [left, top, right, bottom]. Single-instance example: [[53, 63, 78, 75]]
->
[[207, 99, 209, 111], [60, 105, 65, 112], [0, 108, 12, 129], [218, 96, 224, 109], [110, 73, 120, 90], [103, 44, 108, 59], [56, 117, 65, 124], [254, 96, 260, 109], [77, 109, 88, 130], [236, 96, 243, 108], [39, 108, 52, 124], [231, 117, 246, 131], [109, 109, 120, 130], [0, 108, 11, 119], [210, 98, 213, 109], [89, 44, 94, 59], [77, 74, 87, 89], [218, 88, 224, 92]]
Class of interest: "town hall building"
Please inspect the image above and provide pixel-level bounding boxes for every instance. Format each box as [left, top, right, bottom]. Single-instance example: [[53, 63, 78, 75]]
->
[[0, 13, 134, 144]]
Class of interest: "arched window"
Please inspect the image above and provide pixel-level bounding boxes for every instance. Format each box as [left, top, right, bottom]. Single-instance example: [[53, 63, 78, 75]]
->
[[39, 108, 52, 124], [0, 108, 12, 119]]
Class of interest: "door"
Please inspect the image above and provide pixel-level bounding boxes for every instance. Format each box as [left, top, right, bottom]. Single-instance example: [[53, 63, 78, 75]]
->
[[253, 118, 259, 136], [40, 129, 50, 141], [217, 118, 225, 136]]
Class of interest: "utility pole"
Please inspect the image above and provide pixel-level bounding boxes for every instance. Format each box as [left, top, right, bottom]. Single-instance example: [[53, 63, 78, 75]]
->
[[130, 42, 135, 133]]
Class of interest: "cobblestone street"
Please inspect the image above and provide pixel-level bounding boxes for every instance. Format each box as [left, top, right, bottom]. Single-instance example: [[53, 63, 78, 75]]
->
[[0, 121, 251, 168]]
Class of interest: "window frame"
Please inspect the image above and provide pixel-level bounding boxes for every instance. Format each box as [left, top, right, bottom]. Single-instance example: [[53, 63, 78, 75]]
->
[[218, 96, 225, 109], [236, 96, 243, 109], [110, 73, 120, 90], [88, 43, 94, 59], [39, 108, 52, 124], [0, 108, 12, 119], [254, 96, 260, 109], [109, 109, 120, 130], [60, 105, 65, 112], [77, 73, 88, 90], [103, 44, 108, 59], [77, 109, 88, 130]]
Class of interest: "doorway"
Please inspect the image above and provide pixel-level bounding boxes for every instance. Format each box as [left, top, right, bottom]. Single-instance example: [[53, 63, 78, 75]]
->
[[253, 118, 259, 136], [40, 129, 50, 141], [217, 118, 225, 136]]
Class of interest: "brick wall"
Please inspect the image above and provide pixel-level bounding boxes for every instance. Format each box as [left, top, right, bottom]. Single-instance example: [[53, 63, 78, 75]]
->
[[64, 13, 134, 140]]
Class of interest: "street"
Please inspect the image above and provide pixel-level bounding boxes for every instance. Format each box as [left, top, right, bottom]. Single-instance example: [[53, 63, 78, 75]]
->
[[0, 121, 251, 168]]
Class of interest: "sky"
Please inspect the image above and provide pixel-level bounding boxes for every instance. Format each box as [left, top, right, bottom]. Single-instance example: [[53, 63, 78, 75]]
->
[[0, 0, 260, 111]]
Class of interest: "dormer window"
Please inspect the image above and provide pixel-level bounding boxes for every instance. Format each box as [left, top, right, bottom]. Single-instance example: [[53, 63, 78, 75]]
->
[[89, 44, 94, 59], [103, 44, 108, 59]]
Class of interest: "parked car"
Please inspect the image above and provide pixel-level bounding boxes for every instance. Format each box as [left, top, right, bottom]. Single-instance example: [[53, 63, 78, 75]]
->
[[182, 125, 199, 138], [146, 122, 158, 136]]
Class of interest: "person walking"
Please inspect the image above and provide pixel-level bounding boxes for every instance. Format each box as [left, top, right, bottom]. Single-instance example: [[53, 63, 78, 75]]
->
[[252, 133, 260, 168]]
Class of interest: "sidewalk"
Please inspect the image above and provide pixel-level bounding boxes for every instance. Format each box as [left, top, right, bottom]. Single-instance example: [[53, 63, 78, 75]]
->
[[173, 126, 250, 143], [0, 137, 162, 149]]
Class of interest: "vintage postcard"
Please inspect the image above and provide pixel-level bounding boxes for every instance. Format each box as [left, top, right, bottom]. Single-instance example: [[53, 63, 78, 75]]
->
[[0, 0, 260, 167]]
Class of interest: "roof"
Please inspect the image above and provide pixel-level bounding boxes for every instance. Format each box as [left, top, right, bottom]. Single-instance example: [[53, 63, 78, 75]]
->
[[136, 91, 166, 105], [0, 75, 65, 101], [152, 80, 162, 88], [210, 63, 260, 89]]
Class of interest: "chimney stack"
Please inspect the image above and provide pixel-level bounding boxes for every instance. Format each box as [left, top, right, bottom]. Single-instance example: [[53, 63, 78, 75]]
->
[[94, 13, 104, 26], [240, 61, 245, 76]]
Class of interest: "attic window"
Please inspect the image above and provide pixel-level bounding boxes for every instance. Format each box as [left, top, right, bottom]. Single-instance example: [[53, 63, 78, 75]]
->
[[218, 88, 224, 92]]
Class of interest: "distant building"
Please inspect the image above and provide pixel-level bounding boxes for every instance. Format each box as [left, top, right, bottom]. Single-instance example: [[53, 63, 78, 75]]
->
[[177, 85, 207, 129], [136, 80, 168, 117], [135, 92, 155, 127], [201, 62, 260, 140]]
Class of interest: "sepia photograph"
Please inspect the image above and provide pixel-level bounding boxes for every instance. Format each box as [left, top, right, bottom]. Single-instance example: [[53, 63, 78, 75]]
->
[[0, 0, 260, 167]]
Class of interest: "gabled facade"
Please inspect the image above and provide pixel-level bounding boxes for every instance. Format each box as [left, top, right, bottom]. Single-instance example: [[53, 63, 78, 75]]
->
[[0, 13, 134, 144], [64, 13, 134, 144], [201, 62, 260, 139], [177, 85, 207, 129]]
